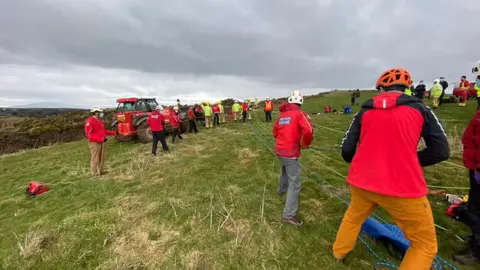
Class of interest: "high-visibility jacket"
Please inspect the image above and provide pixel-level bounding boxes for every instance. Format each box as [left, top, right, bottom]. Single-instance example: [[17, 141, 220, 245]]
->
[[232, 103, 242, 113], [405, 89, 412, 96], [264, 100, 273, 112], [203, 106, 213, 117], [431, 84, 443, 98], [475, 80, 480, 97]]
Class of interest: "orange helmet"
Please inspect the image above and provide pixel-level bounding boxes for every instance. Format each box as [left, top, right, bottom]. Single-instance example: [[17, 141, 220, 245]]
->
[[375, 68, 412, 89]]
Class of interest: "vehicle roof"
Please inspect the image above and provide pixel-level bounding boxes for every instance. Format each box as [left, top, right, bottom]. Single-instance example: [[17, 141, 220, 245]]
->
[[116, 97, 156, 103]]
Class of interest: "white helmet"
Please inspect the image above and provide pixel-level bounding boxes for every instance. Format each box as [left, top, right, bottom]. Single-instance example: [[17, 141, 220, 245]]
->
[[173, 106, 179, 111], [288, 90, 303, 104], [433, 79, 440, 84], [90, 105, 103, 113], [266, 96, 270, 100], [155, 105, 163, 111], [472, 60, 480, 76]]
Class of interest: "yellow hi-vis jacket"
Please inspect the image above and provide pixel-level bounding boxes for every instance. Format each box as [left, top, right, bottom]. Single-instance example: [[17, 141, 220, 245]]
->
[[203, 106, 213, 117], [232, 103, 242, 113], [431, 84, 443, 98], [405, 88, 412, 96]]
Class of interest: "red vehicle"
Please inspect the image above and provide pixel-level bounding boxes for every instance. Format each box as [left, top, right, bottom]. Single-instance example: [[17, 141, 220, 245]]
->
[[112, 97, 188, 143]]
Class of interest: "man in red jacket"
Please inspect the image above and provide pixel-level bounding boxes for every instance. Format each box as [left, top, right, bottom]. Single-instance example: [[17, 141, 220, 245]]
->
[[212, 102, 221, 127], [84, 106, 116, 176], [147, 105, 169, 156], [170, 106, 183, 144], [273, 90, 314, 227], [456, 107, 480, 264], [332, 68, 450, 269], [187, 106, 198, 133], [241, 101, 249, 123]]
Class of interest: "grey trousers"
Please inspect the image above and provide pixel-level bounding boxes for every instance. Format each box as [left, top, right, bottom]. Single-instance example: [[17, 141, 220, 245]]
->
[[277, 157, 301, 219]]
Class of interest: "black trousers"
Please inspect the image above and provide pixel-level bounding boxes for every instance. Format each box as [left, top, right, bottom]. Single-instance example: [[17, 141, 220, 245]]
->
[[152, 131, 168, 155], [189, 119, 198, 133], [265, 111, 272, 122], [213, 113, 220, 126], [242, 111, 247, 122], [172, 128, 183, 143], [439, 90, 445, 105], [468, 170, 480, 256]]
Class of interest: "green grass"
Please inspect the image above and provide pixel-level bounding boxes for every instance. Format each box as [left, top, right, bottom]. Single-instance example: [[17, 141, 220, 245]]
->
[[0, 90, 477, 269]]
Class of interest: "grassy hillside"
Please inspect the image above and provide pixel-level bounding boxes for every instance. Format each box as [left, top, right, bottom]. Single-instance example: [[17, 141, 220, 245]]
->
[[0, 91, 477, 269]]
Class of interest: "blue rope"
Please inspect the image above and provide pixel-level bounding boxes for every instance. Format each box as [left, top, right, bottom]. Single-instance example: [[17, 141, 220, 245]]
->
[[248, 116, 458, 270]]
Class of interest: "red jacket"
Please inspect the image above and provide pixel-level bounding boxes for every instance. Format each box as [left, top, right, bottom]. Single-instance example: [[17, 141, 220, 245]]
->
[[460, 80, 471, 89], [272, 103, 314, 158], [462, 110, 480, 170], [342, 92, 450, 198], [84, 116, 115, 143], [242, 103, 249, 112], [264, 100, 274, 112], [147, 111, 165, 132], [170, 110, 181, 128], [187, 107, 196, 120], [212, 104, 220, 113]]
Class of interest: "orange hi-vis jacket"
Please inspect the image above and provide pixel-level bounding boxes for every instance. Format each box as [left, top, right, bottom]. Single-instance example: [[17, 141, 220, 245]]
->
[[264, 100, 273, 112]]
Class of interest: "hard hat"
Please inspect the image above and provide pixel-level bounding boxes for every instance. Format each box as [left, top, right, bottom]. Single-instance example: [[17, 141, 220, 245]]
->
[[433, 79, 440, 84], [473, 60, 480, 76], [207, 101, 211, 105], [155, 105, 163, 111], [173, 106, 179, 111], [266, 96, 270, 100], [218, 100, 222, 104], [288, 90, 304, 104], [90, 105, 104, 113], [375, 68, 412, 89]]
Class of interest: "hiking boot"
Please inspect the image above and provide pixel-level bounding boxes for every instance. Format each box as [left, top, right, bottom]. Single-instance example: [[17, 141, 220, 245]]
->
[[452, 253, 480, 265], [281, 216, 303, 227]]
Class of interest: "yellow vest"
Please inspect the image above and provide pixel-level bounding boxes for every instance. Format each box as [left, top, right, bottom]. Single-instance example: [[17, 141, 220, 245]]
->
[[405, 89, 412, 96], [232, 104, 242, 113], [203, 106, 213, 117], [475, 84, 480, 97]]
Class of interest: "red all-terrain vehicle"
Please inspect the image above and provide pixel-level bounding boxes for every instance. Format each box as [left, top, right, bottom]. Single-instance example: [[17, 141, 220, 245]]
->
[[112, 97, 188, 143]]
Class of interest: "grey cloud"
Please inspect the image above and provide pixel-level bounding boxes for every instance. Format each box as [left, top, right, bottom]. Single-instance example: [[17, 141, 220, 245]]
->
[[0, 0, 479, 106]]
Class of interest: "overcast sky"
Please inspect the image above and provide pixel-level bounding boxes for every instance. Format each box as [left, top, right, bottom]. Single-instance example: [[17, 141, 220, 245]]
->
[[0, 0, 479, 107]]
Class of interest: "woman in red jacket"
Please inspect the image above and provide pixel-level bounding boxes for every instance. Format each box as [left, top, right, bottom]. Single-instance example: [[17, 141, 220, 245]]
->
[[84, 106, 116, 176], [457, 109, 480, 264]]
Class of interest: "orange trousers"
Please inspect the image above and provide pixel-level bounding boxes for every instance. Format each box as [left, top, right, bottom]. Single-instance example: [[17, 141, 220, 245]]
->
[[333, 186, 437, 270]]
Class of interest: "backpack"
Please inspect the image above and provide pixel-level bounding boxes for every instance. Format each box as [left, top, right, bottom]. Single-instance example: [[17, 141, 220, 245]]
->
[[343, 105, 352, 114], [26, 181, 49, 197]]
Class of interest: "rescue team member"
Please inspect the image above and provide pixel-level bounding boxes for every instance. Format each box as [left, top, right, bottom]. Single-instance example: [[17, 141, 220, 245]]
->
[[187, 106, 198, 133], [170, 106, 183, 144], [212, 102, 221, 127], [264, 96, 274, 122], [414, 80, 426, 100], [241, 100, 249, 122], [273, 90, 314, 227], [203, 101, 213, 128], [219, 100, 226, 123], [332, 68, 450, 269], [147, 105, 169, 156], [473, 60, 480, 108], [431, 79, 443, 109], [459, 75, 470, 107], [439, 77, 449, 106], [84, 106, 116, 176], [232, 100, 242, 121], [454, 61, 480, 265]]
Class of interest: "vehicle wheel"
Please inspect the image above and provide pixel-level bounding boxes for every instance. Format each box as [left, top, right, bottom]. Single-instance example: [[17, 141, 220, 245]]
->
[[115, 134, 134, 142], [137, 121, 153, 143]]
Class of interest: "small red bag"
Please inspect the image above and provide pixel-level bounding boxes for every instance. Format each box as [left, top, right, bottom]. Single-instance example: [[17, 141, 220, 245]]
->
[[26, 181, 49, 197]]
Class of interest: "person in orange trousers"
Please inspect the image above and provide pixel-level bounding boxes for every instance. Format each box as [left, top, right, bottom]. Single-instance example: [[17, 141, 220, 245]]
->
[[332, 68, 450, 269]]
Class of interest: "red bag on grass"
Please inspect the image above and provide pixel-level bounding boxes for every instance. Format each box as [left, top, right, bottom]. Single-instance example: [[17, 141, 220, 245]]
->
[[26, 181, 49, 197]]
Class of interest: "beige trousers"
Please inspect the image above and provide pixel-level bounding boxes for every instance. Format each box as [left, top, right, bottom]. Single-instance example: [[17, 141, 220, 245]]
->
[[89, 142, 106, 176]]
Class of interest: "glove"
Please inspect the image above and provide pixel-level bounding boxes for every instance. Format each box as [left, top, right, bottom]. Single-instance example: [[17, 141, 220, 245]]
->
[[475, 170, 480, 185]]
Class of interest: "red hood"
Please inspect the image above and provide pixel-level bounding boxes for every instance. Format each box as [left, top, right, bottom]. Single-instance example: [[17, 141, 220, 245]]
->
[[363, 92, 421, 110], [279, 102, 301, 112]]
